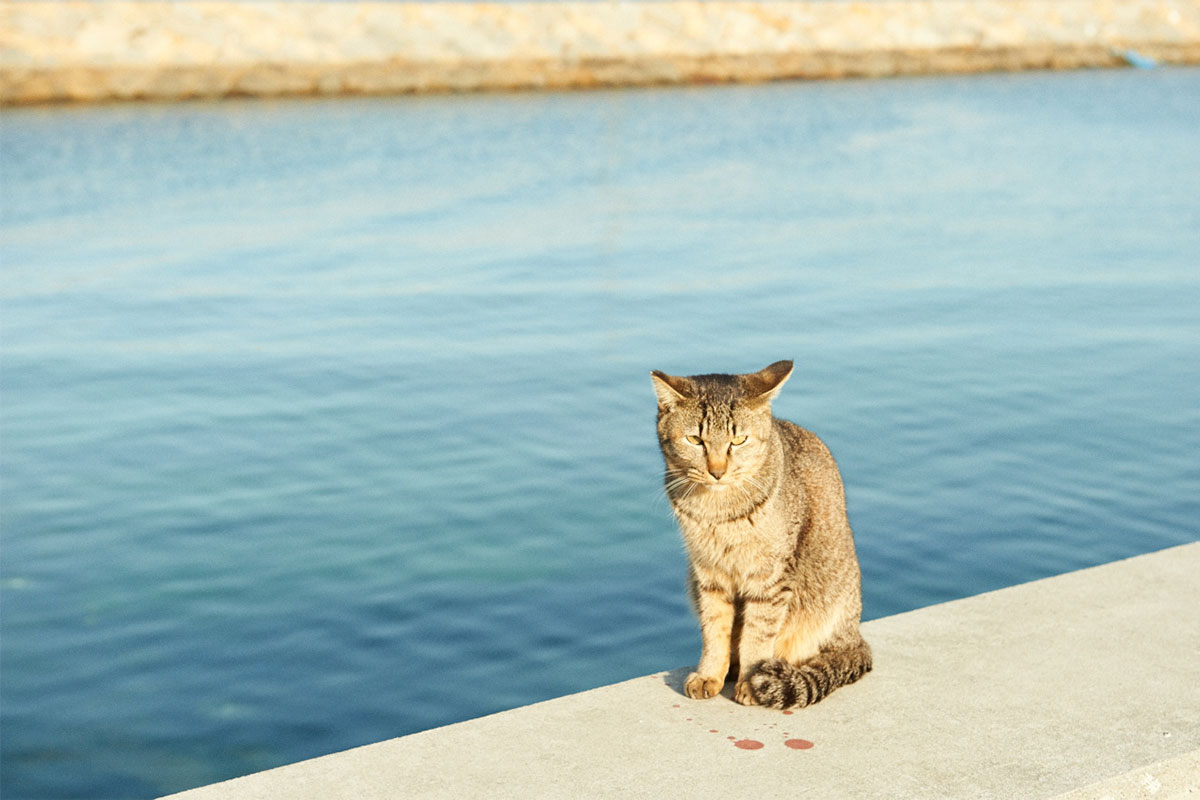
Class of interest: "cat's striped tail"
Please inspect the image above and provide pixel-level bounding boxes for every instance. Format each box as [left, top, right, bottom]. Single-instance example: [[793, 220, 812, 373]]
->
[[747, 637, 873, 709]]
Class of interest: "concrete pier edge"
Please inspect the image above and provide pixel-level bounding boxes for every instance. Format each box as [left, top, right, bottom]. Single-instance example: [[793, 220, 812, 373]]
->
[[162, 541, 1200, 799], [3, 1, 1200, 105]]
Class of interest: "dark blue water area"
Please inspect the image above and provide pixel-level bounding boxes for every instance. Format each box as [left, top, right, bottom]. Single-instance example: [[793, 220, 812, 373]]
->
[[2, 68, 1198, 798]]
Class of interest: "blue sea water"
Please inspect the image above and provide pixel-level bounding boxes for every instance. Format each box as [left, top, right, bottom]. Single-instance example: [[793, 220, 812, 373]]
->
[[2, 68, 1198, 798]]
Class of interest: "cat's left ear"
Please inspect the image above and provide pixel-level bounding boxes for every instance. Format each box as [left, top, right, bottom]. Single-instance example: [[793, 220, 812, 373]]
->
[[744, 360, 794, 404], [651, 370, 694, 409]]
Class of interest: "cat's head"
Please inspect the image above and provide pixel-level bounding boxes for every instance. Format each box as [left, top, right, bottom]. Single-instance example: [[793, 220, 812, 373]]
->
[[651, 360, 793, 492]]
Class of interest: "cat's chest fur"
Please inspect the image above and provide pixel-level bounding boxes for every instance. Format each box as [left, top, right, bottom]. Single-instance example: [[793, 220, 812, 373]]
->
[[674, 494, 794, 588]]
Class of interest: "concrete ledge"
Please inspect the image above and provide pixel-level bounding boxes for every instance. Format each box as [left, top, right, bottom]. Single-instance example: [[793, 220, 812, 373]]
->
[[163, 541, 1200, 799], [1056, 750, 1200, 800], [4, 1, 1200, 105]]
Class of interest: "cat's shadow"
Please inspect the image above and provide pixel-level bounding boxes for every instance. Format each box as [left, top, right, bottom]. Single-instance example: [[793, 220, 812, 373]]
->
[[660, 666, 736, 700]]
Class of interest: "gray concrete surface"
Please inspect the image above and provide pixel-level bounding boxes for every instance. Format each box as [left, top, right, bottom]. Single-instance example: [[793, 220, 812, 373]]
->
[[164, 541, 1200, 799], [1055, 750, 1200, 800]]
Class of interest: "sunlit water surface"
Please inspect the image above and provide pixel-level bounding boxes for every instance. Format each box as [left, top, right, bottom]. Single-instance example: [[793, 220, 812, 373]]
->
[[2, 68, 1198, 798]]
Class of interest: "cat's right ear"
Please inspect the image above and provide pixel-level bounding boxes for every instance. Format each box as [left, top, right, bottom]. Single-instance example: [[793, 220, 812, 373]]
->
[[651, 371, 693, 409]]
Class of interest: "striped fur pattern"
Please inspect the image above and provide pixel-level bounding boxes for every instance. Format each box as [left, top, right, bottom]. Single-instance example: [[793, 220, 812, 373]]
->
[[652, 360, 871, 710]]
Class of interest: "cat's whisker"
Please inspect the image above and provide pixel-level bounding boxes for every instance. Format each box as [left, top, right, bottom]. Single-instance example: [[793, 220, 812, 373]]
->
[[658, 468, 706, 511], [742, 473, 770, 502], [660, 481, 691, 504]]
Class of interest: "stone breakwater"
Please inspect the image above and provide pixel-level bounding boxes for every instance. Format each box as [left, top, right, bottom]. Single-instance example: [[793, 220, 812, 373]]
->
[[3, 1, 1200, 105]]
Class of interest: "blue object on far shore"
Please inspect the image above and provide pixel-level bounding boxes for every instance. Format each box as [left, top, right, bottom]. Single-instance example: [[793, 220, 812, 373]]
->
[[1118, 48, 1159, 69]]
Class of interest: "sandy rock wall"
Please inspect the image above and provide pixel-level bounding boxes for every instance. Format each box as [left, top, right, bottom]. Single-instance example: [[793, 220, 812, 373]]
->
[[2, 0, 1200, 104]]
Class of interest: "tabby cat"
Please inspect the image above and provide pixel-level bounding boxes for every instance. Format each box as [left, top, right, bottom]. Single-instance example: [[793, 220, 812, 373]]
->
[[652, 360, 871, 709]]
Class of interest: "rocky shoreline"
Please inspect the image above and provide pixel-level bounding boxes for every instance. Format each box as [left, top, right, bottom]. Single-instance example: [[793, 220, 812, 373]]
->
[[3, 1, 1200, 105]]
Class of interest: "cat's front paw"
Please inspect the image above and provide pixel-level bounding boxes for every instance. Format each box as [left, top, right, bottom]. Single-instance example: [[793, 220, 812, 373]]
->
[[734, 680, 759, 706], [684, 672, 724, 700]]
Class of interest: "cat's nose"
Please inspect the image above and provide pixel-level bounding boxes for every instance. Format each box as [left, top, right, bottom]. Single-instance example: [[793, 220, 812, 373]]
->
[[708, 465, 726, 480]]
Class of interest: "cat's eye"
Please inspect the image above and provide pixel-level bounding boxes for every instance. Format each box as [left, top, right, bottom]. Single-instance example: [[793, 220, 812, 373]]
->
[[685, 435, 703, 446], [731, 435, 749, 446]]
